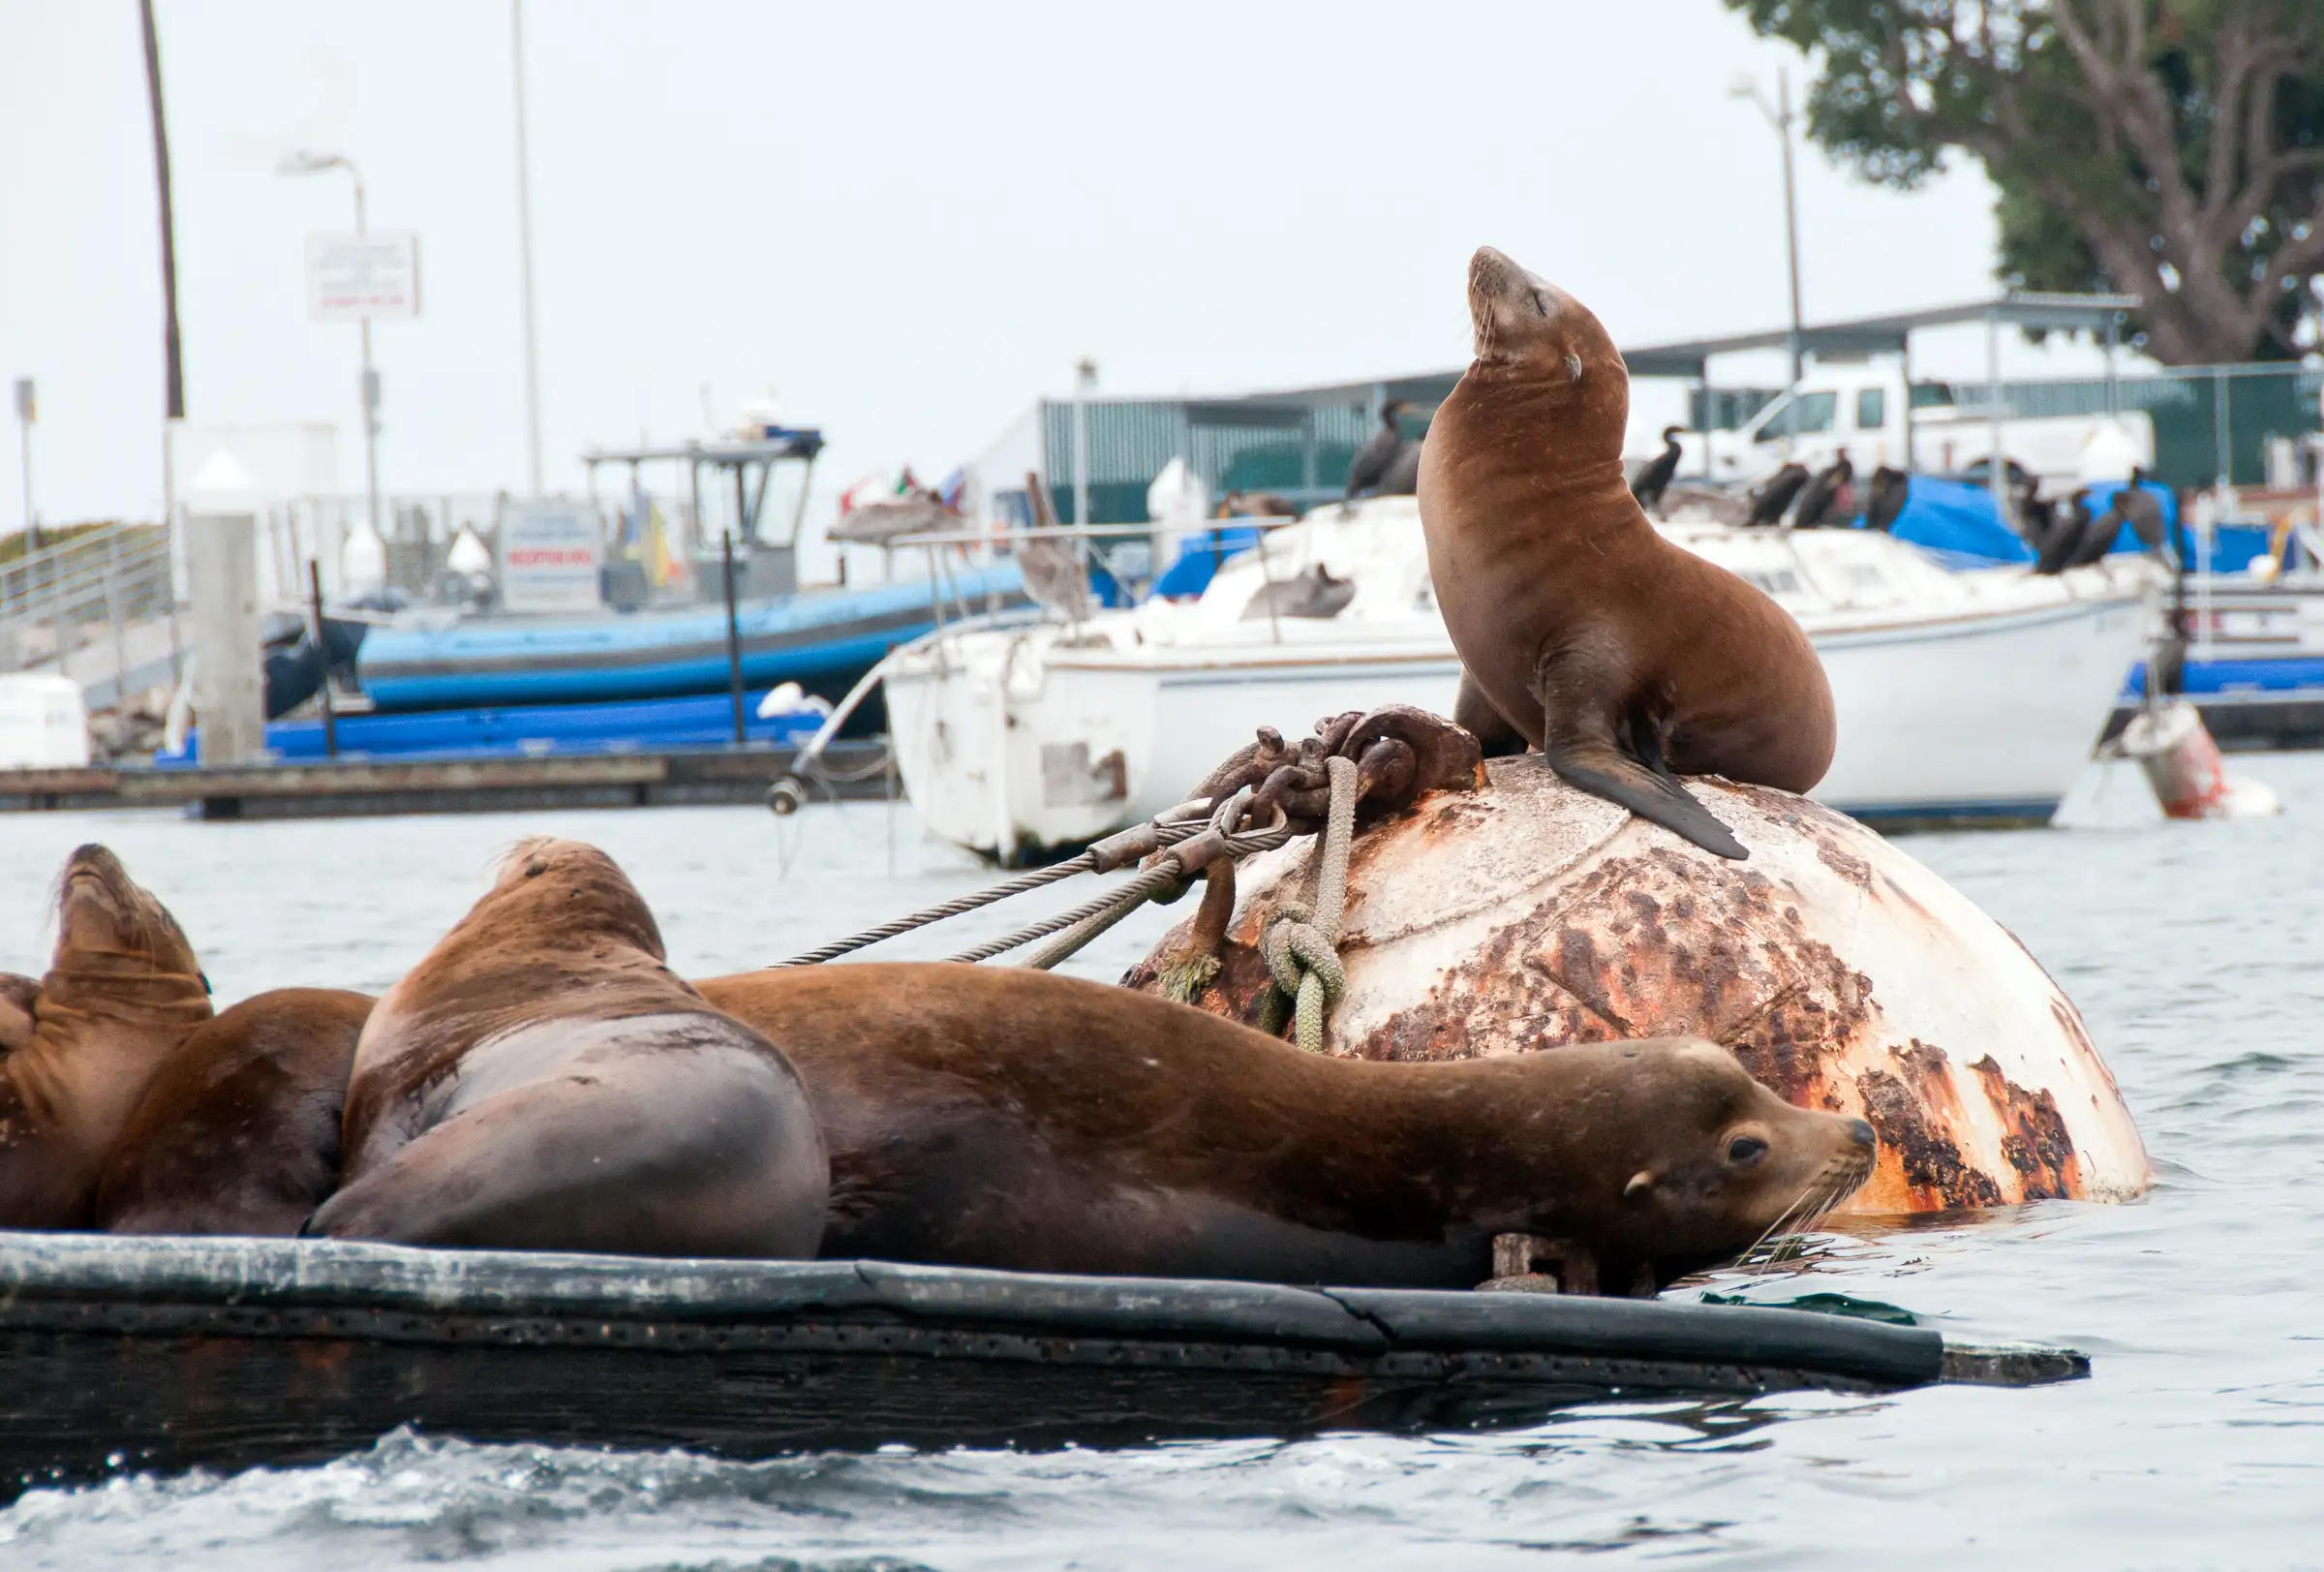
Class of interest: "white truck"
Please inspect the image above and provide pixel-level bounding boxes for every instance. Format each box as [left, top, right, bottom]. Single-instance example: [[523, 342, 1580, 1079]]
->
[[1658, 364, 2154, 493]]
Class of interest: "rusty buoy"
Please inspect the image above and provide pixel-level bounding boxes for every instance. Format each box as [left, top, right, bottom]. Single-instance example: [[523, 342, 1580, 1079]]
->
[[1124, 755, 2151, 1215]]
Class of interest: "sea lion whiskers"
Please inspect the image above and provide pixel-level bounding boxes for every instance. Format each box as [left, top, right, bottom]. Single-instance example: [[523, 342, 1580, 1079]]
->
[[1740, 1155, 1871, 1274]]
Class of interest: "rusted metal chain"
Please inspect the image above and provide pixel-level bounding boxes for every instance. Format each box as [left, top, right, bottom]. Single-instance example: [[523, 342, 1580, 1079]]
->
[[958, 796, 1290, 967]]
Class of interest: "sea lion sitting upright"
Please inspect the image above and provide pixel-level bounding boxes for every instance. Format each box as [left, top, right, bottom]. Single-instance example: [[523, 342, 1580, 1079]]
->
[[310, 838, 826, 1257], [96, 988, 374, 1236], [694, 964, 1876, 1294], [0, 846, 215, 1228], [1419, 246, 1836, 858]]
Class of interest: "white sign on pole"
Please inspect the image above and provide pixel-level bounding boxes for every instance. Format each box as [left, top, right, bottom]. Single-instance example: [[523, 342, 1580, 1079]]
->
[[305, 231, 421, 322], [499, 501, 603, 613]]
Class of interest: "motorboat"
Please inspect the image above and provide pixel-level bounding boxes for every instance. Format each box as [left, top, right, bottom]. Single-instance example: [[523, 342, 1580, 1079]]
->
[[870, 498, 2154, 862]]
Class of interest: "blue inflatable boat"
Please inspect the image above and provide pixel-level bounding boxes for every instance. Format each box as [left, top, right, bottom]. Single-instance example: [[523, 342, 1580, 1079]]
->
[[354, 566, 1027, 712]]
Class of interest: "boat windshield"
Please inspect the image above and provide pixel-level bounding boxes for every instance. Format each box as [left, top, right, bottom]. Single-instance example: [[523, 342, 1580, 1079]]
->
[[1750, 390, 1839, 442]]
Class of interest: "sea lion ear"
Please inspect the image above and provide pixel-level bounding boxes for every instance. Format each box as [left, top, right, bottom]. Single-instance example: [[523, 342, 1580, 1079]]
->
[[1624, 1169, 1655, 1200]]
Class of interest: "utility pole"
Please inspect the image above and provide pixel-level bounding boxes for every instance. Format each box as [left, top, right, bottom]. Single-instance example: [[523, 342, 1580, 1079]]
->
[[511, 0, 545, 495], [138, 0, 186, 677]]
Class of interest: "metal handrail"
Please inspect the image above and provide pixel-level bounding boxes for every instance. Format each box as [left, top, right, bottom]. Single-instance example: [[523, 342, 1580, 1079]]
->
[[886, 518, 1300, 551]]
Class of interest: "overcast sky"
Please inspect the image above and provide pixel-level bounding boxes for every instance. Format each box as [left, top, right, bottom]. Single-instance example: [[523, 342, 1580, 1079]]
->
[[1, 0, 2130, 530]]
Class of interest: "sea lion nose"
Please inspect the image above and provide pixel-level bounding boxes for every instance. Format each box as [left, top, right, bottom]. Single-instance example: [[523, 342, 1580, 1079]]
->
[[1847, 1119, 1877, 1149]]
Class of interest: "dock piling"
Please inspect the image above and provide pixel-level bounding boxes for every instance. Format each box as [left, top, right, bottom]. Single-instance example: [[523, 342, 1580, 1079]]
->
[[184, 509, 264, 765]]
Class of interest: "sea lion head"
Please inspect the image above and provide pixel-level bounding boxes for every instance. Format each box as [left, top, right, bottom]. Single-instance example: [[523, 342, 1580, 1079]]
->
[[1519, 1038, 1876, 1287], [474, 836, 666, 961], [1463, 245, 1629, 452], [42, 846, 208, 1017]]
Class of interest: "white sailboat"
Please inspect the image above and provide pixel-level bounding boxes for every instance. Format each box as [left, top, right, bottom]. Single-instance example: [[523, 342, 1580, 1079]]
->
[[870, 498, 2154, 862]]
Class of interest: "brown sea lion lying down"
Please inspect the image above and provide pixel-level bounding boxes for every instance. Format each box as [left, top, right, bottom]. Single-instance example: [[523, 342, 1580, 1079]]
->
[[96, 988, 374, 1236], [695, 964, 1876, 1293], [308, 838, 827, 1258]]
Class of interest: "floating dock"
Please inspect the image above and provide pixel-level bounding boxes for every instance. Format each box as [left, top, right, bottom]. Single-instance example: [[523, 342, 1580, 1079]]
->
[[0, 1233, 2081, 1495], [0, 743, 892, 819]]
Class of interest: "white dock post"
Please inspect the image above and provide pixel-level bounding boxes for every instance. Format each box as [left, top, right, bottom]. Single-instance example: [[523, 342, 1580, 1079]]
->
[[183, 510, 264, 765]]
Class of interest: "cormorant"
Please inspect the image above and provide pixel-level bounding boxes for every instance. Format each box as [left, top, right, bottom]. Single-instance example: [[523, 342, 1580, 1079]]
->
[[2114, 468, 2169, 553], [1377, 441, 1422, 497], [1864, 468, 1911, 532], [1744, 463, 1811, 526], [2064, 501, 2127, 568], [1789, 455, 1855, 529], [1630, 424, 1685, 517], [1346, 400, 1417, 499], [2032, 492, 2091, 575]]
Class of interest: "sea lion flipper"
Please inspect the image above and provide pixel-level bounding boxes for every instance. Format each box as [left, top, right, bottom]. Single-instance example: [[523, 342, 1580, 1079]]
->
[[1542, 705, 1749, 860], [1545, 739, 1749, 859]]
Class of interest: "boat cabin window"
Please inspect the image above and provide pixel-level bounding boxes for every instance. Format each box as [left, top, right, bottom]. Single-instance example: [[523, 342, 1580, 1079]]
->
[[1752, 391, 1838, 442], [1909, 383, 1956, 410], [1737, 568, 1805, 597], [1855, 387, 1886, 431]]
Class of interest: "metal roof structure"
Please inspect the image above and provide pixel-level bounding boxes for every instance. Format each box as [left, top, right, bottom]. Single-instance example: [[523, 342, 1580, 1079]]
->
[[1618, 293, 2144, 380]]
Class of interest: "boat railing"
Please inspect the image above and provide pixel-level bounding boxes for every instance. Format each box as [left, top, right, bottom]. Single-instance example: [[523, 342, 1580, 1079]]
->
[[892, 517, 1304, 637]]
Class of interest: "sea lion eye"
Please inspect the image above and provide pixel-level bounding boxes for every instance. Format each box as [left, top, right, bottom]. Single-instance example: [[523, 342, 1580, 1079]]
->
[[1727, 1135, 1768, 1165], [1564, 354, 1583, 383]]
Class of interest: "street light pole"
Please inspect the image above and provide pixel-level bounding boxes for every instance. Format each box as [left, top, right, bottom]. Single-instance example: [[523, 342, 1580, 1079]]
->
[[13, 379, 34, 553], [510, 0, 544, 495], [350, 173, 383, 552], [1732, 69, 1807, 445], [1776, 69, 1804, 404], [280, 151, 384, 558], [1071, 357, 1097, 528]]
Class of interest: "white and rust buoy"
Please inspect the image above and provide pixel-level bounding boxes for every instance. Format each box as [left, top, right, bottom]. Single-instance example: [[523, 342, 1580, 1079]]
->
[[1125, 756, 2152, 1216]]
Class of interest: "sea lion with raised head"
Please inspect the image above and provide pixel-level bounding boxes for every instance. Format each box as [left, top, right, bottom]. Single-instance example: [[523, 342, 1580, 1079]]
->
[[694, 964, 1876, 1294], [96, 988, 373, 1235], [0, 846, 214, 1227], [1419, 246, 1836, 858], [310, 839, 827, 1256]]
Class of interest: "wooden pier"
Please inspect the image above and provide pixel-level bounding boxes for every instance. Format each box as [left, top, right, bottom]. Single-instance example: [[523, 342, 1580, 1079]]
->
[[0, 742, 893, 819]]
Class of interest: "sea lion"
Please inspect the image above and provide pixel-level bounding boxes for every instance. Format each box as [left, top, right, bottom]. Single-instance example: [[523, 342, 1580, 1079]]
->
[[693, 964, 1876, 1294], [0, 846, 214, 1228], [1418, 246, 1836, 858], [96, 988, 373, 1236], [310, 838, 826, 1256]]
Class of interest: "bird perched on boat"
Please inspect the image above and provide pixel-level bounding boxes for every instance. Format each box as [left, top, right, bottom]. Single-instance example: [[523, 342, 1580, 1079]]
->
[[1789, 455, 1855, 529], [2032, 491, 2093, 575], [2010, 475, 2053, 550], [1346, 401, 1420, 500], [1629, 425, 1685, 518], [1864, 468, 1911, 532], [2109, 468, 2170, 554], [1744, 463, 1811, 526]]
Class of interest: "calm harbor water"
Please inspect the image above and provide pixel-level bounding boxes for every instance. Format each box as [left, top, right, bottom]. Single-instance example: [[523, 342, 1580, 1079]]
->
[[0, 755, 2318, 1568]]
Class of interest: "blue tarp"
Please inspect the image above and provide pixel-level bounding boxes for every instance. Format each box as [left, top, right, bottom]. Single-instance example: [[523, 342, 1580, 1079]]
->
[[1861, 477, 2034, 568], [1856, 475, 2184, 568], [1152, 525, 1265, 600]]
